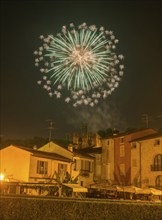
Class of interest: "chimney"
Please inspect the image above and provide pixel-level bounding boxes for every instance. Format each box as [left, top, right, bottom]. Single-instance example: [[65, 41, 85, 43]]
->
[[68, 144, 73, 152], [33, 145, 37, 150]]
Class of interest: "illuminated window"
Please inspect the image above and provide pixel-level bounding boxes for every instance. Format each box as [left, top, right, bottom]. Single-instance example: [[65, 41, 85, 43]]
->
[[155, 175, 162, 187], [37, 160, 48, 174], [120, 145, 125, 157]]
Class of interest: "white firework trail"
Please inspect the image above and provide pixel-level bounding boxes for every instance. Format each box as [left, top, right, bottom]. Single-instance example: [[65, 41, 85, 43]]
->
[[34, 22, 124, 107]]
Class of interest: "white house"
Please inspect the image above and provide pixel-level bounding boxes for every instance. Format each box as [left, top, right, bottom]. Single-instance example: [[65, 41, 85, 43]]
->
[[39, 141, 95, 187], [0, 145, 72, 183]]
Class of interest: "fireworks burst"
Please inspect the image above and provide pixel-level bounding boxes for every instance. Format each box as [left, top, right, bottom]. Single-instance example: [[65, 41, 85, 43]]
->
[[34, 22, 124, 107]]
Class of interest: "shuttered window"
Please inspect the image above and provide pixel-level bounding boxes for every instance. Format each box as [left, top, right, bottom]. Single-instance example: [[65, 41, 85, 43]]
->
[[58, 163, 67, 174], [37, 160, 48, 174], [81, 160, 92, 172], [120, 145, 125, 157]]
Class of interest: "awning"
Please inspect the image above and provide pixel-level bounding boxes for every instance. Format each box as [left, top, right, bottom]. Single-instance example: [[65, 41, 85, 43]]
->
[[62, 184, 88, 193], [117, 186, 142, 194], [150, 188, 162, 196], [116, 186, 162, 195]]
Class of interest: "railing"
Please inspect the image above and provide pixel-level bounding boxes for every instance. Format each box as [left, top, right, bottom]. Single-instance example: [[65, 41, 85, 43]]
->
[[150, 165, 162, 171]]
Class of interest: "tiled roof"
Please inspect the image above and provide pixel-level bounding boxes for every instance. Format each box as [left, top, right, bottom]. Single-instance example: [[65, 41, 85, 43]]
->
[[101, 128, 157, 139], [8, 145, 72, 162], [130, 132, 162, 142], [40, 141, 96, 159], [73, 149, 95, 159]]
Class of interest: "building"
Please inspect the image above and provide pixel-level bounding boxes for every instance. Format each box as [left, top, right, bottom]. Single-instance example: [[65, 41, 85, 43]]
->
[[131, 133, 162, 188], [39, 141, 95, 187], [72, 123, 101, 149], [78, 145, 102, 181], [100, 128, 158, 186], [0, 145, 72, 183], [100, 137, 114, 183], [73, 132, 101, 149]]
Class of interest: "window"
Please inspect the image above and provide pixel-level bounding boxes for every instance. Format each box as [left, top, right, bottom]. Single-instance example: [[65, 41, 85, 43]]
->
[[81, 160, 92, 172], [155, 175, 162, 187], [73, 159, 80, 171], [120, 145, 125, 157], [132, 142, 137, 149], [37, 160, 48, 174], [120, 164, 125, 175], [120, 137, 124, 144], [151, 154, 162, 171], [107, 140, 110, 146], [73, 159, 77, 171], [58, 163, 67, 174], [85, 161, 91, 171], [154, 154, 162, 167], [154, 139, 160, 146]]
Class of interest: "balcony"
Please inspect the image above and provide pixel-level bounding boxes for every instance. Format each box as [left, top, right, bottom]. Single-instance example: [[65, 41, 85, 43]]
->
[[80, 170, 90, 177], [150, 165, 162, 171]]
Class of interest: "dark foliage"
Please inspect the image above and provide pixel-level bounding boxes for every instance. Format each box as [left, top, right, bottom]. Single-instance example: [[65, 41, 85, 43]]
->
[[0, 196, 162, 220]]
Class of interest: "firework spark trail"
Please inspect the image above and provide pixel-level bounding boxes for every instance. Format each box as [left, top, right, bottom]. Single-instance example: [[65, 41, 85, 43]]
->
[[34, 22, 124, 107]]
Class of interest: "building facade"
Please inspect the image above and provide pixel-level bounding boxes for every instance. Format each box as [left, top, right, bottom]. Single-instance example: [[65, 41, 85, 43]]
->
[[0, 145, 71, 183], [100, 128, 157, 186], [100, 138, 114, 183], [39, 141, 95, 187], [131, 133, 162, 188]]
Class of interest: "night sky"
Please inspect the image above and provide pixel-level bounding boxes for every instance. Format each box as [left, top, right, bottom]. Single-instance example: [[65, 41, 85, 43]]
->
[[1, 1, 162, 140]]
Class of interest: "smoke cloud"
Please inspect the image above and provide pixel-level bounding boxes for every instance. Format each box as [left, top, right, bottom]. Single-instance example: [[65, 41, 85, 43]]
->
[[67, 101, 128, 133]]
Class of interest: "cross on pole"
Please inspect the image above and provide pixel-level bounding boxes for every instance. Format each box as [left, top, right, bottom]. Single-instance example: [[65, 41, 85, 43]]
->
[[142, 114, 150, 128], [46, 120, 56, 143]]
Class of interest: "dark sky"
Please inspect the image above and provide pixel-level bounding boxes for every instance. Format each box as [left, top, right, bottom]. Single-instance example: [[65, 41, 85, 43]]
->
[[0, 1, 162, 140]]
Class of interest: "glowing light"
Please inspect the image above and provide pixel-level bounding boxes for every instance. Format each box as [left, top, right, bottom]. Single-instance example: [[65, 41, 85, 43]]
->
[[34, 22, 124, 107], [0, 173, 4, 181]]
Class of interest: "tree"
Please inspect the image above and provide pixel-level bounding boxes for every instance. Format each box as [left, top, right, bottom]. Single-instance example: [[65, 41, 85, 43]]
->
[[97, 128, 119, 138]]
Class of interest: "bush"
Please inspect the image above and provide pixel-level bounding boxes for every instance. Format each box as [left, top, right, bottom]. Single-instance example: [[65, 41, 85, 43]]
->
[[0, 196, 162, 220]]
